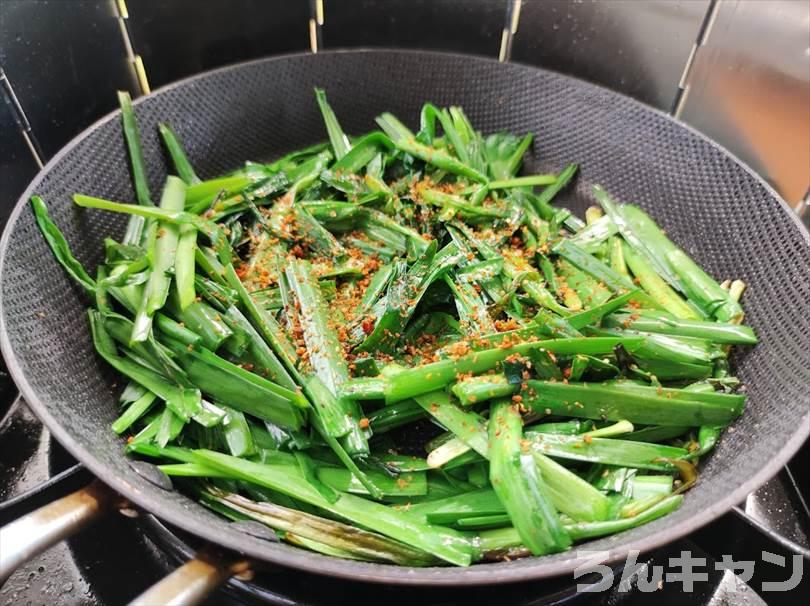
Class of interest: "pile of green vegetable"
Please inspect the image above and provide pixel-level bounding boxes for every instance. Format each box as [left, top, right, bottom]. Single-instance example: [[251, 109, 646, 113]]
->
[[32, 89, 756, 566]]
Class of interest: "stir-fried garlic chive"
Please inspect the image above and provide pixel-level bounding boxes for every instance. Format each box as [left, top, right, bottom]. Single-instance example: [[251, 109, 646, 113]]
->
[[30, 89, 756, 566]]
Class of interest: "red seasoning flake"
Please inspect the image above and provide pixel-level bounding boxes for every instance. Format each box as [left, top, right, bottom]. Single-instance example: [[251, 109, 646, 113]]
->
[[495, 318, 520, 332], [446, 340, 471, 358], [359, 417, 370, 429]]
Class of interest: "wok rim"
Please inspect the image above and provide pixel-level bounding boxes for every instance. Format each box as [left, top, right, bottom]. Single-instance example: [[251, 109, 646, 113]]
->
[[1, 48, 808, 586]]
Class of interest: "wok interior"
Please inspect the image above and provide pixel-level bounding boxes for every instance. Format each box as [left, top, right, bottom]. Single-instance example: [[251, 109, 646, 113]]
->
[[2, 51, 808, 583]]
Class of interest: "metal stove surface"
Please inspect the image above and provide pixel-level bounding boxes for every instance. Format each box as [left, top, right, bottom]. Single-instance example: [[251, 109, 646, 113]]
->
[[1, 390, 807, 605]]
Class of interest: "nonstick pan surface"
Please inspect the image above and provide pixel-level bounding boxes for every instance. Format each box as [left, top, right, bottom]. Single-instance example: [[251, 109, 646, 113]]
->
[[1, 50, 808, 585]]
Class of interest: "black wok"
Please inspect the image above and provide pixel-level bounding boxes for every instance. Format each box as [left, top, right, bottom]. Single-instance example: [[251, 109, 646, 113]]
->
[[1, 51, 808, 591]]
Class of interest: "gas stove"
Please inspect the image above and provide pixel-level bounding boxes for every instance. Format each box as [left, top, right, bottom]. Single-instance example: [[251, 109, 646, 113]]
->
[[1, 381, 807, 605]]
